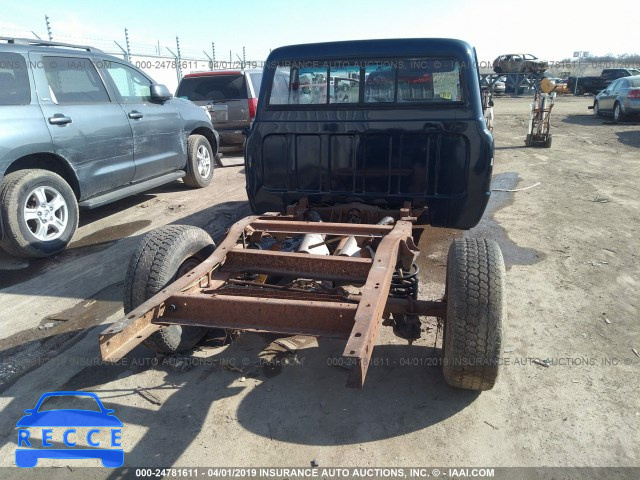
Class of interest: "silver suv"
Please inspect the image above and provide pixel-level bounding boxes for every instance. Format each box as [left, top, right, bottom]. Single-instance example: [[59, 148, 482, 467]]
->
[[0, 37, 219, 258], [176, 69, 262, 149]]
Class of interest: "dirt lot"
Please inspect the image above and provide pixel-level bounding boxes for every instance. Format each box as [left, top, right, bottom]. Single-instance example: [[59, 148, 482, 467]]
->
[[0, 96, 638, 476]]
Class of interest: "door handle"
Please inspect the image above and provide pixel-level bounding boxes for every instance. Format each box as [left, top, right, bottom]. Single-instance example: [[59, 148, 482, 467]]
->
[[48, 114, 72, 125], [128, 111, 144, 120]]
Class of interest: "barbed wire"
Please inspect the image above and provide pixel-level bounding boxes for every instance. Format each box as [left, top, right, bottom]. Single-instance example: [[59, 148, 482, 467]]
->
[[0, 24, 226, 61]]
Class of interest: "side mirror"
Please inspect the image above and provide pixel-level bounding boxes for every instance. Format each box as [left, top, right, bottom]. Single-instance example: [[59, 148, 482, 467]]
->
[[150, 84, 172, 102]]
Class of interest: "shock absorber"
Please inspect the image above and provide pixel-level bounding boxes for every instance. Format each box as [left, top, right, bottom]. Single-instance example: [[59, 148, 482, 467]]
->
[[387, 263, 421, 342]]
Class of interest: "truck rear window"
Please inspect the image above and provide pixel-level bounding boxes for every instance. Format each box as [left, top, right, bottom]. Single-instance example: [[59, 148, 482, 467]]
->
[[268, 58, 463, 106], [176, 74, 248, 101], [0, 52, 31, 105]]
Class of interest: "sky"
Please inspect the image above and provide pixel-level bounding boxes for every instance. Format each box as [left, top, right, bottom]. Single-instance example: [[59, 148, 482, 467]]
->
[[1, 0, 637, 65]]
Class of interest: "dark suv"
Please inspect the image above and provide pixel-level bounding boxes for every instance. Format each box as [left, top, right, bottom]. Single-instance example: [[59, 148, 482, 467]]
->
[[0, 37, 219, 258], [176, 69, 262, 149]]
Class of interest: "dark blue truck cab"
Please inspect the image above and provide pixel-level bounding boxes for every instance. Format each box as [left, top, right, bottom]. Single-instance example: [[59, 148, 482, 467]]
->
[[245, 38, 494, 229], [106, 39, 505, 393]]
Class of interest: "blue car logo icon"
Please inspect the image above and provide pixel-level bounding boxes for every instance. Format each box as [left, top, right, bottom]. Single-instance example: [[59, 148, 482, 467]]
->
[[16, 391, 123, 468]]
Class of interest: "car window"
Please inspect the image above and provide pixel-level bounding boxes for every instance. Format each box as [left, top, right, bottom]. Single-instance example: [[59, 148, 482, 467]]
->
[[628, 78, 640, 88], [365, 63, 395, 103], [608, 80, 619, 91], [38, 395, 102, 412], [43, 56, 110, 104], [104, 62, 152, 103], [618, 79, 629, 89], [269, 58, 464, 107], [0, 52, 30, 105], [176, 74, 248, 101], [397, 59, 462, 102], [269, 67, 291, 104], [329, 64, 359, 104], [248, 71, 263, 96]]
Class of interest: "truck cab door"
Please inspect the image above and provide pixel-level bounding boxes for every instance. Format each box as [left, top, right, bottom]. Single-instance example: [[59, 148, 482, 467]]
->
[[100, 61, 185, 182], [30, 53, 135, 200]]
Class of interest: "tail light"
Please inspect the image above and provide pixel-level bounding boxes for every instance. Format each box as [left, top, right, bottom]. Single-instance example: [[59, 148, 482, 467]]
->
[[248, 98, 258, 120], [628, 89, 640, 98]]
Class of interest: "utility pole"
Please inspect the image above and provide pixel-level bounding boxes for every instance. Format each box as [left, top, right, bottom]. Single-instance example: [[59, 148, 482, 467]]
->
[[45, 15, 53, 41], [212, 42, 216, 66], [242, 46, 246, 68]]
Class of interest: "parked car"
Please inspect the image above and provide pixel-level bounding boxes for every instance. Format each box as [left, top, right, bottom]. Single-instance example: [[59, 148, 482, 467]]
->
[[493, 53, 548, 74], [0, 37, 219, 258], [593, 75, 640, 122], [492, 75, 506, 94], [568, 68, 640, 96], [176, 69, 263, 150]]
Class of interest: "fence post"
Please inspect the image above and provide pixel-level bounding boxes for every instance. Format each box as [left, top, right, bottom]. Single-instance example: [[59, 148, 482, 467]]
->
[[125, 28, 131, 62], [176, 36, 183, 80], [45, 15, 53, 41]]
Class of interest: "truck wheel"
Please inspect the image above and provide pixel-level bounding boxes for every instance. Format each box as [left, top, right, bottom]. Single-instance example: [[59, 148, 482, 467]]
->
[[613, 103, 624, 123], [0, 169, 78, 258], [544, 134, 552, 148], [574, 86, 584, 96], [442, 238, 505, 391], [184, 135, 214, 188], [593, 101, 601, 117], [123, 225, 216, 354]]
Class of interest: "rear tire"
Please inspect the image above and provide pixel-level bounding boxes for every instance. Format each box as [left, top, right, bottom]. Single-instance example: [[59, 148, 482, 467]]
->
[[442, 238, 506, 391], [544, 134, 552, 148], [0, 169, 78, 258], [123, 225, 216, 354], [184, 135, 214, 188], [613, 102, 624, 123]]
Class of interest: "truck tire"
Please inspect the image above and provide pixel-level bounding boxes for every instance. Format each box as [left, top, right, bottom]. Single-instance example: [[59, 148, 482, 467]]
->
[[0, 169, 78, 258], [574, 86, 584, 96], [123, 225, 216, 354], [183, 135, 214, 188], [544, 134, 552, 148], [442, 238, 505, 391]]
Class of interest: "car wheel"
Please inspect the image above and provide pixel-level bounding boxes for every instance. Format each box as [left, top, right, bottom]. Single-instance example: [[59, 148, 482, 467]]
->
[[613, 102, 624, 123], [183, 134, 214, 188], [123, 225, 216, 354], [442, 238, 506, 391], [575, 86, 584, 96], [593, 101, 601, 117], [0, 169, 78, 258]]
